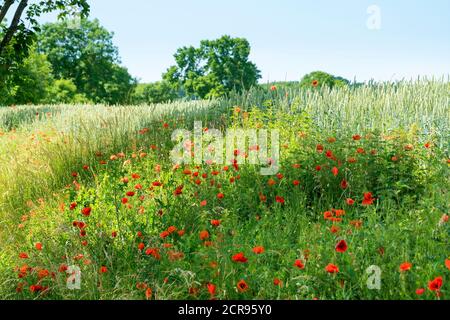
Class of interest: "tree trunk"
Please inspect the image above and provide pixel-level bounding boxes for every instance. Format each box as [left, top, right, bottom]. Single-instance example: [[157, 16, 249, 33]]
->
[[0, 0, 15, 25], [0, 0, 28, 55]]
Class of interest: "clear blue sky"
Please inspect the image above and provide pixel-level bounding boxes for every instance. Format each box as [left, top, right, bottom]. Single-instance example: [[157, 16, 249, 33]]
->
[[41, 0, 450, 83]]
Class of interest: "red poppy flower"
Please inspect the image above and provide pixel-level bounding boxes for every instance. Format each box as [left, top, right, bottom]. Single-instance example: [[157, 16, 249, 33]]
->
[[81, 207, 91, 216], [126, 191, 135, 197], [121, 198, 128, 204], [335, 240, 348, 253], [237, 280, 249, 292], [167, 226, 177, 234], [217, 193, 224, 200], [323, 211, 333, 220], [270, 85, 277, 91], [199, 230, 210, 241], [160, 230, 170, 239], [273, 278, 282, 286], [404, 144, 414, 151], [38, 269, 50, 279], [293, 180, 300, 186], [315, 165, 322, 171], [207, 283, 216, 296], [252, 246, 265, 254], [325, 263, 339, 273], [131, 173, 140, 179], [330, 225, 340, 234], [35, 243, 42, 251], [30, 285, 45, 293], [428, 276, 443, 291], [19, 252, 28, 259], [145, 248, 161, 260], [334, 209, 345, 217], [362, 192, 375, 206], [445, 259, 450, 271], [138, 243, 145, 251], [200, 200, 207, 207], [136, 282, 148, 290], [59, 264, 68, 273], [312, 80, 319, 87], [211, 220, 221, 227], [352, 135, 361, 141], [99, 266, 108, 273], [399, 262, 412, 272], [275, 196, 285, 204], [259, 194, 267, 202], [316, 144, 324, 153], [232, 252, 248, 263], [332, 167, 339, 177], [69, 202, 77, 210], [294, 259, 305, 269], [346, 198, 355, 205], [145, 287, 152, 300], [340, 179, 348, 189], [204, 241, 213, 247], [174, 186, 183, 196], [416, 288, 425, 295]]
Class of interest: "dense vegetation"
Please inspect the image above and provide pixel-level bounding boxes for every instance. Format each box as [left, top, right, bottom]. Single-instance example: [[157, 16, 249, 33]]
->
[[0, 81, 448, 300], [0, 0, 448, 302]]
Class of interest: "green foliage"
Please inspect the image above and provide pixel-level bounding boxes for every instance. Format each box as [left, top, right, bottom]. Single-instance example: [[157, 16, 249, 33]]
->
[[47, 79, 90, 104], [0, 47, 53, 105], [38, 19, 136, 104], [0, 0, 90, 75], [0, 80, 448, 300], [131, 81, 179, 105], [163, 35, 261, 99], [300, 71, 350, 89]]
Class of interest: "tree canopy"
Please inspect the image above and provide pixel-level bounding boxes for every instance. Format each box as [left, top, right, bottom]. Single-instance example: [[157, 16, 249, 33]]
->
[[38, 18, 136, 104], [0, 0, 89, 69], [163, 35, 261, 99]]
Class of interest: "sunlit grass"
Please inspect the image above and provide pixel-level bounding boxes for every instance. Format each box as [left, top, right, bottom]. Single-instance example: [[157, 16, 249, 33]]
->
[[0, 80, 448, 300]]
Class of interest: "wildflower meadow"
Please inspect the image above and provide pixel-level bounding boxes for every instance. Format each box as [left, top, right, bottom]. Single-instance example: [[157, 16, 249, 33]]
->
[[0, 81, 448, 300]]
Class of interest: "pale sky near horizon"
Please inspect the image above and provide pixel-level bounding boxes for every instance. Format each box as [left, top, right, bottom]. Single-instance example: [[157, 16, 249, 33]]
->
[[37, 0, 450, 83]]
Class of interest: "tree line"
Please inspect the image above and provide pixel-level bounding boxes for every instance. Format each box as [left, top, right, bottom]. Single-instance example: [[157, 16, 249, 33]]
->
[[0, 1, 349, 106]]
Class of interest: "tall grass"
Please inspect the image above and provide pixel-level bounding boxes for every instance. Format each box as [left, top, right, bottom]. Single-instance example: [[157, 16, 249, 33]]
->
[[0, 80, 448, 263]]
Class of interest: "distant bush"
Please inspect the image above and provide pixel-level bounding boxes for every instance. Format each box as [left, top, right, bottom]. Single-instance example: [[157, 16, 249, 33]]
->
[[0, 49, 53, 106], [46, 79, 90, 104], [300, 71, 350, 89], [131, 81, 179, 105]]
